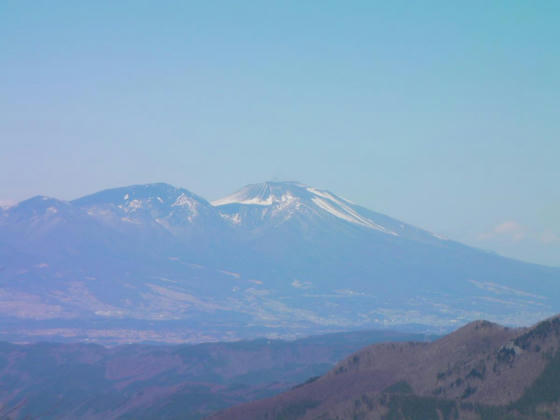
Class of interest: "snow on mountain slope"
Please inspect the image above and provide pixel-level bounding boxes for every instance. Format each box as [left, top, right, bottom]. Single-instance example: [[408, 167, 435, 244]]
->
[[213, 182, 443, 241], [74, 183, 208, 218], [307, 187, 395, 233], [71, 183, 225, 235], [1, 181, 559, 344]]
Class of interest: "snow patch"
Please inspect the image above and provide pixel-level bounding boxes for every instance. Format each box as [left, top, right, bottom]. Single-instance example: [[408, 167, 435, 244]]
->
[[127, 199, 142, 210], [172, 193, 199, 221], [307, 187, 337, 202], [172, 193, 192, 207], [219, 270, 241, 279], [220, 212, 242, 225], [213, 195, 273, 206], [292, 279, 312, 290], [311, 197, 397, 235], [431, 232, 449, 240], [306, 188, 397, 235]]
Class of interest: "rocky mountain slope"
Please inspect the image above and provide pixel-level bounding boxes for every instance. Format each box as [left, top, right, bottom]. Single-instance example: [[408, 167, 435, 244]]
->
[[211, 315, 560, 420], [1, 182, 558, 343], [0, 329, 428, 420]]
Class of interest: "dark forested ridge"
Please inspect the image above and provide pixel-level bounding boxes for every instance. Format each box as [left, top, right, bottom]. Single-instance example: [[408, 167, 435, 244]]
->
[[210, 315, 560, 420], [0, 329, 428, 420]]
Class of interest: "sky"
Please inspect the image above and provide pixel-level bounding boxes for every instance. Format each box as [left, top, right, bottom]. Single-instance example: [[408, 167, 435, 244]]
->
[[1, 1, 559, 266]]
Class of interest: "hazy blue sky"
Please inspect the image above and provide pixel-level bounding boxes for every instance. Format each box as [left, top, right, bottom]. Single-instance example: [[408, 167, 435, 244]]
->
[[1, 1, 559, 266]]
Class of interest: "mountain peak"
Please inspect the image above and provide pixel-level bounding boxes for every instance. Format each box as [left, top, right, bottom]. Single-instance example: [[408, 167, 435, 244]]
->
[[211, 181, 308, 207], [66, 183, 221, 230], [72, 183, 210, 207], [14, 195, 70, 211], [212, 181, 398, 234]]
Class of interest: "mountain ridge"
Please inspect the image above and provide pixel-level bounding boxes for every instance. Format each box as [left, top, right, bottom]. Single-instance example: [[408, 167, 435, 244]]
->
[[0, 329, 431, 420], [209, 315, 560, 420], [0, 181, 558, 344], [4, 181, 463, 243]]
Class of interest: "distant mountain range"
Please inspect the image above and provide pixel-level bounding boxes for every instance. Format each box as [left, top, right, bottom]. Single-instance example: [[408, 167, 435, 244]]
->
[[210, 315, 560, 420], [1, 181, 558, 343], [0, 329, 429, 420]]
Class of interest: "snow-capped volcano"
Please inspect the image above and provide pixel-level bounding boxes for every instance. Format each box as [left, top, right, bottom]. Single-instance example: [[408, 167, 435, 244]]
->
[[212, 181, 398, 234], [2, 180, 559, 345]]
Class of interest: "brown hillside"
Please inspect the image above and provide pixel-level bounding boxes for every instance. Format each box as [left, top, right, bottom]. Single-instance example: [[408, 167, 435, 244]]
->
[[209, 316, 560, 420]]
